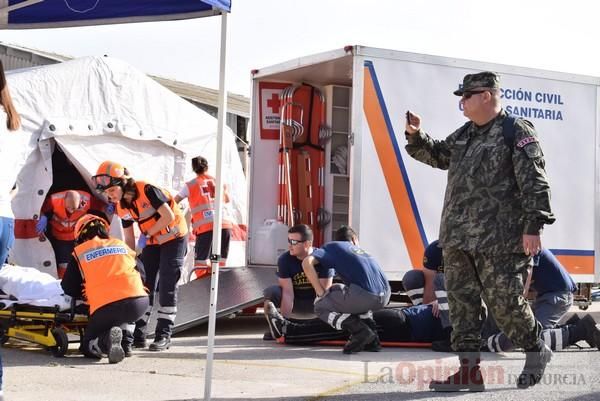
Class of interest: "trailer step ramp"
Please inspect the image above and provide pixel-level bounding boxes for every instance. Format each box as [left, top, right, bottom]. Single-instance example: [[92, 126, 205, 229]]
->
[[146, 266, 276, 336]]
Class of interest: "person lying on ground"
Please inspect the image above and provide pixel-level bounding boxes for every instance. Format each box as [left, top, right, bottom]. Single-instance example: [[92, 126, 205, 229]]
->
[[264, 301, 449, 346]]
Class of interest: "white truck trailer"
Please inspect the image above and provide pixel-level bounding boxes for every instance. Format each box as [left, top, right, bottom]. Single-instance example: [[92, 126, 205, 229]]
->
[[247, 45, 600, 296]]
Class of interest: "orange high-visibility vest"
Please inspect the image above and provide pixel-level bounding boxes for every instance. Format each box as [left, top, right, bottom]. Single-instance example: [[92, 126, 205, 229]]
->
[[48, 190, 91, 241], [73, 237, 146, 314], [186, 174, 232, 236], [116, 181, 187, 245]]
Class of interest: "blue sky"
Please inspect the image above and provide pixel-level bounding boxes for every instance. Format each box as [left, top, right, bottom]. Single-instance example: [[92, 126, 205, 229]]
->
[[0, 0, 596, 97]]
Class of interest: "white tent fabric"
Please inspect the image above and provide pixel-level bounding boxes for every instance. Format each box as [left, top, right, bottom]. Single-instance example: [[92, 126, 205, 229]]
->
[[2, 56, 246, 277]]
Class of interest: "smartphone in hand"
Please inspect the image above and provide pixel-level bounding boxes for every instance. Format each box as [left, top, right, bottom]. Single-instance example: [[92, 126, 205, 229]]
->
[[406, 110, 411, 124]]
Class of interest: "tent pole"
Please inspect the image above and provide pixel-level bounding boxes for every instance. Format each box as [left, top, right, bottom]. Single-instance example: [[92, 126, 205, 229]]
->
[[204, 10, 228, 401]]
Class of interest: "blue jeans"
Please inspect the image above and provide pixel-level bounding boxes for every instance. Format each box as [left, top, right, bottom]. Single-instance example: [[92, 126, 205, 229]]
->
[[0, 216, 15, 266], [0, 217, 15, 392]]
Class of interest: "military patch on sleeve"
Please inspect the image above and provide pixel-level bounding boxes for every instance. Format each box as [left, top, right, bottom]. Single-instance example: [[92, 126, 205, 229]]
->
[[516, 136, 537, 148], [523, 142, 542, 158]]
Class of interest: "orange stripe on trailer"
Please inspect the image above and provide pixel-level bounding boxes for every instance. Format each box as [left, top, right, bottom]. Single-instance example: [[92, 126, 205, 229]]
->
[[363, 65, 425, 267], [555, 254, 594, 275]]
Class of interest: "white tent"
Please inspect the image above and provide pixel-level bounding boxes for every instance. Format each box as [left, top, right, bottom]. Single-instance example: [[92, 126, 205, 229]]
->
[[0, 3, 233, 398], [3, 56, 247, 276]]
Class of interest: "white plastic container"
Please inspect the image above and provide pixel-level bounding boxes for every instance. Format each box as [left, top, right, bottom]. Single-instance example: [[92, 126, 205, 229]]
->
[[250, 219, 289, 265]]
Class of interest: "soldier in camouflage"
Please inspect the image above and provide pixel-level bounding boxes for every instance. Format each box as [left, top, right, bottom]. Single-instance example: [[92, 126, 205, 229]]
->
[[404, 71, 556, 392]]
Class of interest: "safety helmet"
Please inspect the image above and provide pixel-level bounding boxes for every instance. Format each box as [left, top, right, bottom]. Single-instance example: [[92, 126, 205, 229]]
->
[[74, 214, 109, 242], [92, 161, 126, 191]]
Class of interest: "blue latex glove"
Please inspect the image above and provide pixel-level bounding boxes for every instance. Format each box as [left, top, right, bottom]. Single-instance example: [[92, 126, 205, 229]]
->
[[137, 234, 147, 251], [35, 215, 48, 235], [105, 202, 116, 215]]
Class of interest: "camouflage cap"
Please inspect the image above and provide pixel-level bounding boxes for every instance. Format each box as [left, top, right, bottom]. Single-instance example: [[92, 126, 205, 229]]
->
[[453, 71, 500, 96]]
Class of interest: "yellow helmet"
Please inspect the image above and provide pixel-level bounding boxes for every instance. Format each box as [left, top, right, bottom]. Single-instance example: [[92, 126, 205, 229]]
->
[[74, 214, 109, 242]]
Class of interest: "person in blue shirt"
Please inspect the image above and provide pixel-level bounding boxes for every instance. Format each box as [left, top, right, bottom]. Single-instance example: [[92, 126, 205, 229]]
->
[[483, 249, 599, 352], [302, 226, 391, 354], [402, 240, 452, 343], [529, 249, 577, 327], [414, 245, 600, 352]]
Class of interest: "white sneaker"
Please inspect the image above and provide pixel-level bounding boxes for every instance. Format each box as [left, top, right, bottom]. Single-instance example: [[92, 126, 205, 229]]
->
[[264, 301, 285, 339]]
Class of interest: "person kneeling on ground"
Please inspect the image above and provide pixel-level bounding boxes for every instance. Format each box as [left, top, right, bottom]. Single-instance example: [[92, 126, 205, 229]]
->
[[302, 226, 391, 354], [61, 214, 149, 363], [262, 224, 334, 340], [402, 240, 453, 351], [482, 248, 600, 352]]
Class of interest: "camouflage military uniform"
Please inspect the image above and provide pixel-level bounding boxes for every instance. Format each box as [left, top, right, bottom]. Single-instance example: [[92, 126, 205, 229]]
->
[[406, 108, 555, 352]]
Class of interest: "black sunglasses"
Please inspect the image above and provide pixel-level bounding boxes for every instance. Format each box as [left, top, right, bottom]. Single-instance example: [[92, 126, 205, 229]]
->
[[288, 238, 306, 245], [462, 90, 489, 99]]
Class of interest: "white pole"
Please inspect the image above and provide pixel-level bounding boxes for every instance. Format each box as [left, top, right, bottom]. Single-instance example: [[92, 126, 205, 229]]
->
[[204, 10, 228, 401]]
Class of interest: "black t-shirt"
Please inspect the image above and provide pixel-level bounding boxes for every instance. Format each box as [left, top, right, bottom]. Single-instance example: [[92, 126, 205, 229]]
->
[[121, 184, 169, 228], [277, 250, 334, 300]]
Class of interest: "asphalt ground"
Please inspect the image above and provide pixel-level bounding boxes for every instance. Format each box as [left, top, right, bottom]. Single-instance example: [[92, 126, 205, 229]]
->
[[1, 303, 600, 401]]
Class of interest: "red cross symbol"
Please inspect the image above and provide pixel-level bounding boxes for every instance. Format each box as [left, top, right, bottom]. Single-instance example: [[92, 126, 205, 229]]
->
[[202, 180, 216, 199], [266, 92, 281, 114]]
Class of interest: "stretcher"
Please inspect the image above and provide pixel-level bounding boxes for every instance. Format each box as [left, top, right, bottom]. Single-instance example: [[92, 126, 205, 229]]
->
[[276, 83, 330, 245], [276, 335, 432, 348], [0, 301, 88, 357]]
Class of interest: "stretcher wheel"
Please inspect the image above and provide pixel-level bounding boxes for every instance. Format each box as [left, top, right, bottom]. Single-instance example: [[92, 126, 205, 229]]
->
[[0, 330, 7, 345], [49, 328, 69, 357]]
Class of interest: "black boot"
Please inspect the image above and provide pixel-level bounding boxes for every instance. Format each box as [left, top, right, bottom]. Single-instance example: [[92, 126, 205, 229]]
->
[[517, 340, 552, 389], [361, 317, 381, 352], [133, 323, 147, 349], [341, 316, 377, 354], [562, 314, 580, 326], [432, 327, 453, 352], [80, 338, 103, 360], [429, 352, 485, 392], [122, 328, 134, 357], [122, 343, 133, 357], [149, 336, 171, 351], [570, 314, 600, 350]]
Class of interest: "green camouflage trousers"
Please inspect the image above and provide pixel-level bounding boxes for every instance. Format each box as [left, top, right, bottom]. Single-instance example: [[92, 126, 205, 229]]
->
[[443, 248, 540, 352]]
